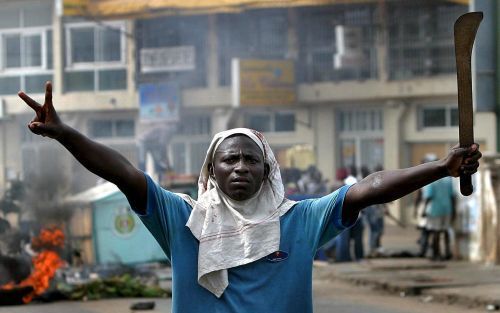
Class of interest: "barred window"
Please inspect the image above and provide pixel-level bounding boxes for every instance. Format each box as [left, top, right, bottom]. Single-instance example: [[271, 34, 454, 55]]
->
[[244, 111, 295, 133], [388, 2, 467, 79], [0, 3, 53, 95], [419, 106, 458, 129], [217, 10, 288, 86], [297, 5, 377, 83], [89, 119, 135, 138], [64, 21, 127, 92]]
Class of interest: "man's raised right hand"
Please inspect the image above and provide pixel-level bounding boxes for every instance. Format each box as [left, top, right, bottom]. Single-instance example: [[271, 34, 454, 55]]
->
[[18, 81, 63, 140]]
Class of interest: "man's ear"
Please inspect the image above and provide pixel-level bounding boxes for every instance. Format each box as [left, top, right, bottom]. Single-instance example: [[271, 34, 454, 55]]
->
[[208, 163, 215, 177]]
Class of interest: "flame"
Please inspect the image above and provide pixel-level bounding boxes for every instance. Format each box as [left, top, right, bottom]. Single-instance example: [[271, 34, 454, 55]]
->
[[1, 282, 15, 290], [20, 250, 64, 303], [0, 227, 66, 303], [31, 227, 65, 251]]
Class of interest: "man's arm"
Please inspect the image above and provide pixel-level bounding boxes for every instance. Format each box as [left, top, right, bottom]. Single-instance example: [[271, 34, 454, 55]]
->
[[342, 144, 481, 224], [58, 125, 147, 213], [19, 82, 147, 214]]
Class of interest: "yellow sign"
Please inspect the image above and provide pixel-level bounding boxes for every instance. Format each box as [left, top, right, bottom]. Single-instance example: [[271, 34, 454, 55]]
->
[[62, 1, 390, 18], [232, 59, 296, 107]]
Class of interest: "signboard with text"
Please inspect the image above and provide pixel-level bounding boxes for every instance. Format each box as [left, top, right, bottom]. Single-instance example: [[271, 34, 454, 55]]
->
[[139, 83, 180, 122], [140, 46, 195, 73], [232, 59, 296, 107]]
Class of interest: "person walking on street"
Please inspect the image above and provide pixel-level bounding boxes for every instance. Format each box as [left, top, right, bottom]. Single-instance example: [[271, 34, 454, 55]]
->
[[423, 174, 456, 261], [335, 166, 364, 262], [413, 154, 437, 258], [362, 166, 387, 257], [19, 82, 481, 313]]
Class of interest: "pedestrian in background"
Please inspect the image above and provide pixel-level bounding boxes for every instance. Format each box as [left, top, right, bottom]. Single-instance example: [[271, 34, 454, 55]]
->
[[335, 166, 364, 262], [413, 154, 437, 258], [362, 165, 387, 257], [423, 174, 456, 261]]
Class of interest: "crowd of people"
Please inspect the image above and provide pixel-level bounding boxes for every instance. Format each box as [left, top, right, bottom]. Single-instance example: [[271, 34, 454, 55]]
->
[[282, 164, 388, 263], [283, 158, 458, 263]]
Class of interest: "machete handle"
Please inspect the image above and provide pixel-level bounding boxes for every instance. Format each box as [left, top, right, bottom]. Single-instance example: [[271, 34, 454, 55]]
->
[[460, 173, 473, 196]]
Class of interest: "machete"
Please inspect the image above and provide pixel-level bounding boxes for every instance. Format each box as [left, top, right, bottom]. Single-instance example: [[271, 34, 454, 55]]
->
[[454, 12, 482, 196]]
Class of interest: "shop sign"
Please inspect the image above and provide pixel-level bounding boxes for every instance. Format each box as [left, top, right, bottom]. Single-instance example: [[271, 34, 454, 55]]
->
[[232, 59, 296, 107], [139, 83, 180, 122], [140, 46, 195, 73]]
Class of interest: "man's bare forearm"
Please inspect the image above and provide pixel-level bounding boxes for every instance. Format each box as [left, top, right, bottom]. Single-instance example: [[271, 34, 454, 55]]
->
[[56, 124, 141, 189], [346, 161, 448, 212]]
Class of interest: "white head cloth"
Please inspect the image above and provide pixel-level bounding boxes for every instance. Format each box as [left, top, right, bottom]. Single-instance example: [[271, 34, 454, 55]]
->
[[182, 128, 296, 297]]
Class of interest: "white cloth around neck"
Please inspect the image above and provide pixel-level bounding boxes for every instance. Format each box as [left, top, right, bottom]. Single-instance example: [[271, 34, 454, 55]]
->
[[180, 128, 295, 297]]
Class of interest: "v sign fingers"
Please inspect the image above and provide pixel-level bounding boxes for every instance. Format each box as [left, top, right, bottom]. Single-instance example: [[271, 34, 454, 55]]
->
[[19, 81, 64, 140], [18, 91, 42, 119], [45, 81, 53, 107]]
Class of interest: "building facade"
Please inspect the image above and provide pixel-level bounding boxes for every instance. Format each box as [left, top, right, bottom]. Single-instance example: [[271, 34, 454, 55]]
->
[[0, 0, 496, 222]]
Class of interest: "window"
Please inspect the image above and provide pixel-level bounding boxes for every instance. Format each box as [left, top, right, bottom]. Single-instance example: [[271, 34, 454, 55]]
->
[[388, 3, 467, 79], [419, 106, 458, 128], [176, 115, 211, 135], [217, 10, 288, 85], [66, 22, 124, 66], [90, 120, 113, 138], [244, 112, 295, 132], [247, 115, 271, 132], [338, 109, 383, 132], [275, 113, 295, 132], [65, 22, 126, 91], [337, 109, 384, 175], [135, 15, 208, 88], [171, 141, 210, 175], [89, 119, 135, 138], [0, 4, 53, 95], [297, 6, 377, 83], [169, 114, 211, 174], [116, 120, 135, 137]]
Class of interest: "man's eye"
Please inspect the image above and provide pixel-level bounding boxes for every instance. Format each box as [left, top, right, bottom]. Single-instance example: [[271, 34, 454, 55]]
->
[[224, 157, 237, 163]]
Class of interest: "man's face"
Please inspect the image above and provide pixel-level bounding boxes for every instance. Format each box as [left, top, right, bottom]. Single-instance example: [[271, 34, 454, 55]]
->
[[210, 135, 268, 201]]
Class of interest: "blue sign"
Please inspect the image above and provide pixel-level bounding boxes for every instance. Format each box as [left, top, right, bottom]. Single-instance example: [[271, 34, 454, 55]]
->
[[139, 83, 180, 121]]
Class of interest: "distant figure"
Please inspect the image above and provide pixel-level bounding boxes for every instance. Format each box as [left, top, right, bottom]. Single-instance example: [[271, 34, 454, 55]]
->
[[281, 167, 301, 196], [322, 168, 349, 260], [423, 175, 456, 261], [344, 165, 358, 185], [335, 167, 364, 262], [297, 165, 326, 195], [362, 165, 387, 257], [413, 153, 433, 258], [414, 187, 429, 257]]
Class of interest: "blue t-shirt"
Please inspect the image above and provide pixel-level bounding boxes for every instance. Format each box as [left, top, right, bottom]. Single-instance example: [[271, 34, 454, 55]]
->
[[423, 177, 455, 217], [136, 174, 353, 313]]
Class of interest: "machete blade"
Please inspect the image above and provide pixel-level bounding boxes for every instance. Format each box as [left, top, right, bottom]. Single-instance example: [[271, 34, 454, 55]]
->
[[454, 12, 482, 196]]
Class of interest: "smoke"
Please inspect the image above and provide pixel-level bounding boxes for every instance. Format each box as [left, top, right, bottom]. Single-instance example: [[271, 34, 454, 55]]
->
[[22, 141, 73, 225]]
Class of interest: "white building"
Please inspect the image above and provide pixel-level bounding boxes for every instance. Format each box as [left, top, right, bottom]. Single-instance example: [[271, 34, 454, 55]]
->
[[0, 0, 494, 223]]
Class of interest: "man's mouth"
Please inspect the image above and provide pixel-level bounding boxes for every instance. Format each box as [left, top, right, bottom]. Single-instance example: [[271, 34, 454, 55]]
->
[[231, 177, 250, 183]]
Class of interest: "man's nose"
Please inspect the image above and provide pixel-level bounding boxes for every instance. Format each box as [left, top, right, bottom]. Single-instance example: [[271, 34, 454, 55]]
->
[[234, 159, 250, 172]]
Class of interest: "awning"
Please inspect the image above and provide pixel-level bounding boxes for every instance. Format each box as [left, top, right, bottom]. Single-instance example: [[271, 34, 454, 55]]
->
[[65, 182, 119, 206], [63, 0, 469, 19]]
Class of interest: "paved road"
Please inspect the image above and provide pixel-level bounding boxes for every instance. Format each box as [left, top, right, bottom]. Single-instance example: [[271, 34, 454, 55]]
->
[[0, 278, 485, 313], [313, 279, 484, 313], [0, 226, 481, 313]]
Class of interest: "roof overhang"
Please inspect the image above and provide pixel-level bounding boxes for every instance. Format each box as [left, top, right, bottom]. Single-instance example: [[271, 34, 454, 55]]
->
[[63, 0, 469, 20]]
